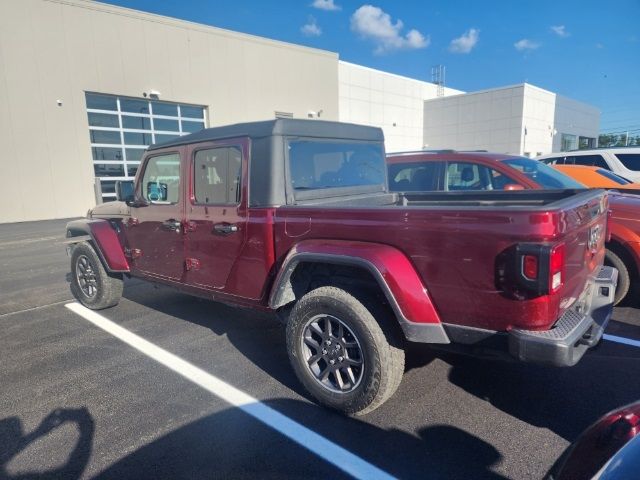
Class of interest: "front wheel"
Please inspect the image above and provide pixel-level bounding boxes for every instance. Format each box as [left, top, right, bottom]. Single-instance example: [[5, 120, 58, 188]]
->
[[286, 286, 405, 415], [70, 242, 123, 310]]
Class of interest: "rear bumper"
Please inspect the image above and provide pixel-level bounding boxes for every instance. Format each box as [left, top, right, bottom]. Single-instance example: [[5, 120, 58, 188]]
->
[[508, 266, 618, 367]]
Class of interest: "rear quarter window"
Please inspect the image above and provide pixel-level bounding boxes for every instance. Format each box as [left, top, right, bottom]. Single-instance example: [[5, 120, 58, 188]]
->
[[615, 153, 640, 172]]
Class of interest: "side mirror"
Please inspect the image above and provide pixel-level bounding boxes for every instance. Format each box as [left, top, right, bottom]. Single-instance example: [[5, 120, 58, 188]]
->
[[504, 183, 525, 191], [115, 180, 135, 202]]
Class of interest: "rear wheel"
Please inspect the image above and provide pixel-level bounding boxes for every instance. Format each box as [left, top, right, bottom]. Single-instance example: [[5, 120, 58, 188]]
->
[[286, 286, 404, 415], [70, 242, 123, 310], [605, 248, 629, 305]]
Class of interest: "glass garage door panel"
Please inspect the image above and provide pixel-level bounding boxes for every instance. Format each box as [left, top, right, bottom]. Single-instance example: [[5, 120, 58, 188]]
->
[[85, 93, 207, 202]]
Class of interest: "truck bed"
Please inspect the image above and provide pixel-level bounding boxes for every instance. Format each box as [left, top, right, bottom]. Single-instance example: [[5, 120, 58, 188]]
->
[[275, 188, 608, 332]]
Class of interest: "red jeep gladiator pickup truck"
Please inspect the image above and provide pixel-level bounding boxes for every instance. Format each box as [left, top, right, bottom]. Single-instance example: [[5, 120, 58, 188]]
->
[[65, 119, 616, 415]]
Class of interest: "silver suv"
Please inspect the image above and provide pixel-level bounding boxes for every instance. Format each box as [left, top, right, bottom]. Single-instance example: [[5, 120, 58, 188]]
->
[[537, 147, 640, 183]]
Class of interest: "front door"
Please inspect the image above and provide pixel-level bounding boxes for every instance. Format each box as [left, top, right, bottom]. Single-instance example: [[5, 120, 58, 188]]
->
[[125, 150, 185, 281], [184, 139, 248, 290]]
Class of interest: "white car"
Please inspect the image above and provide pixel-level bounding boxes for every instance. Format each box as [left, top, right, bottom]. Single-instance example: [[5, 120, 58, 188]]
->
[[536, 147, 640, 183]]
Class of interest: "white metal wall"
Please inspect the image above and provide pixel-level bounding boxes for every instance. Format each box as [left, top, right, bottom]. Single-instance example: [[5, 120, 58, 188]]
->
[[338, 62, 463, 153], [0, 0, 339, 223], [423, 84, 600, 156]]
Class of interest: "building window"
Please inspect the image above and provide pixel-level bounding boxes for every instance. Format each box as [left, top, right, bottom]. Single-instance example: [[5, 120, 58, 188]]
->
[[578, 136, 596, 150], [560, 133, 577, 152], [85, 92, 207, 202]]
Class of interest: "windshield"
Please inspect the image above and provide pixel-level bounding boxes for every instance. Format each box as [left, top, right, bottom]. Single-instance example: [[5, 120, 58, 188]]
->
[[503, 157, 585, 189], [288, 140, 386, 192]]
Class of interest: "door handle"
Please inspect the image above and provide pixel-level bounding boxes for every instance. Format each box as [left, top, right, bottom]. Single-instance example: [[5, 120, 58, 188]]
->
[[162, 219, 182, 231], [213, 223, 238, 235]]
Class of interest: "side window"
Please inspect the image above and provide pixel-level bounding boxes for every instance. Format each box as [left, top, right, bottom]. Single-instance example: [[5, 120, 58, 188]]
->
[[141, 153, 181, 204], [194, 146, 242, 205], [615, 154, 640, 172], [389, 162, 442, 191], [446, 162, 517, 191], [541, 156, 565, 165], [568, 155, 609, 169]]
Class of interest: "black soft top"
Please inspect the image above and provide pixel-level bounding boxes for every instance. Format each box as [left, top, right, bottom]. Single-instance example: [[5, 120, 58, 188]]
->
[[147, 118, 384, 151]]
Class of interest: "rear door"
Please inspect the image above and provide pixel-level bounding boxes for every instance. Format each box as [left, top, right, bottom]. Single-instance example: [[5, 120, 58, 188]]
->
[[183, 138, 249, 290], [126, 149, 185, 280]]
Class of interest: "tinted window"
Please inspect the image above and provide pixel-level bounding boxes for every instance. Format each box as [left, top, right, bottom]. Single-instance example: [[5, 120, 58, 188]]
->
[[92, 147, 123, 160], [122, 116, 151, 130], [141, 153, 181, 203], [181, 105, 205, 118], [388, 162, 443, 191], [503, 157, 585, 189], [154, 119, 179, 132], [94, 164, 125, 177], [616, 154, 640, 171], [88, 112, 119, 128], [86, 93, 117, 111], [90, 130, 120, 144], [446, 162, 517, 191], [597, 169, 631, 184], [288, 141, 385, 191], [182, 120, 205, 133], [151, 102, 178, 116], [194, 147, 242, 205], [125, 148, 145, 161], [127, 164, 139, 177], [120, 99, 149, 114], [124, 132, 153, 146], [568, 154, 609, 169]]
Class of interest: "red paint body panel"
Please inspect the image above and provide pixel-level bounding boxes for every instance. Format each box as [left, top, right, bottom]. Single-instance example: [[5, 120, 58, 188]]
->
[[555, 401, 640, 480], [87, 220, 130, 272], [277, 239, 441, 324], [274, 200, 605, 331]]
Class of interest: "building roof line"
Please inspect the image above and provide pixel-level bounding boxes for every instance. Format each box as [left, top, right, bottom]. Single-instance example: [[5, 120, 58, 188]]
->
[[45, 0, 338, 59]]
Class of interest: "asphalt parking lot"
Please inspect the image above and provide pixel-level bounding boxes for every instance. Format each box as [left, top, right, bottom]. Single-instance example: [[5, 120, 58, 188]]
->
[[1, 219, 640, 479]]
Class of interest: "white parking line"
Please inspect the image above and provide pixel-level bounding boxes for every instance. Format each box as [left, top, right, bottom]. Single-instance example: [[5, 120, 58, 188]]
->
[[65, 302, 395, 480], [604, 334, 640, 349]]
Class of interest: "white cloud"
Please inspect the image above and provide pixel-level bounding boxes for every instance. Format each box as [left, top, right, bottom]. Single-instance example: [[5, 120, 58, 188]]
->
[[311, 0, 341, 11], [301, 16, 322, 36], [550, 25, 570, 37], [350, 5, 429, 54], [449, 28, 480, 54], [514, 39, 540, 51]]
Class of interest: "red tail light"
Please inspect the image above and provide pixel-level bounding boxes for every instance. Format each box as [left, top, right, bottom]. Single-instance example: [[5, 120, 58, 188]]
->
[[549, 243, 565, 293], [523, 255, 538, 280], [514, 242, 566, 296]]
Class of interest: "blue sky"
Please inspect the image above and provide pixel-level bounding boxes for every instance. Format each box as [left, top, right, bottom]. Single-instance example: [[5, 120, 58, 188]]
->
[[104, 0, 639, 135]]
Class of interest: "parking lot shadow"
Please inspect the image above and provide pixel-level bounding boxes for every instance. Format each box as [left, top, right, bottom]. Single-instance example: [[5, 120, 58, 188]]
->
[[122, 283, 304, 394], [0, 407, 94, 480], [93, 398, 508, 480], [436, 350, 640, 442]]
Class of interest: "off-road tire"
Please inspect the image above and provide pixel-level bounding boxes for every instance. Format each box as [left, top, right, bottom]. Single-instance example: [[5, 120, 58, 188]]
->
[[286, 286, 405, 416], [70, 241, 123, 310], [605, 248, 629, 305]]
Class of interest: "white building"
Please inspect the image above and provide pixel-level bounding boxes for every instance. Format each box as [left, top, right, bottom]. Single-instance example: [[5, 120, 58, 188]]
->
[[0, 0, 600, 223], [423, 84, 599, 156]]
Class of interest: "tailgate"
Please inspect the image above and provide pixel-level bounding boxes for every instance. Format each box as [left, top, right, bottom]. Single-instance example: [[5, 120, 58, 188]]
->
[[556, 189, 609, 313]]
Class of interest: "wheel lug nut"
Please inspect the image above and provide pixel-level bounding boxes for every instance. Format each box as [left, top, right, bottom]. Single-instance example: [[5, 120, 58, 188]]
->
[[329, 359, 335, 365], [336, 344, 341, 350], [338, 356, 343, 362], [322, 349, 327, 355], [325, 339, 332, 345]]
